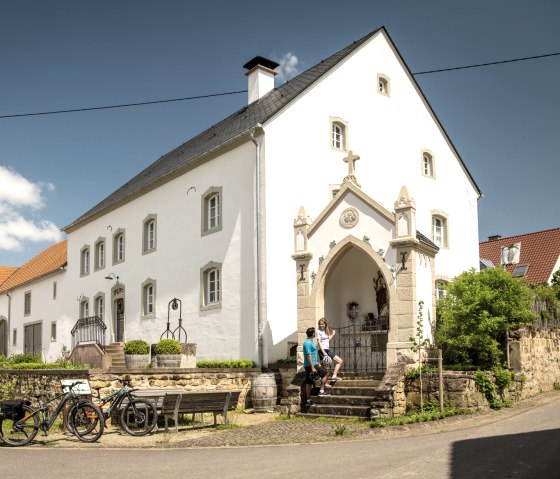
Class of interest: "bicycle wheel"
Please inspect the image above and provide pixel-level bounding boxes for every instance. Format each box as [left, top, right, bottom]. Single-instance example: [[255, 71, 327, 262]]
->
[[69, 401, 104, 443], [120, 399, 158, 436], [0, 404, 39, 447]]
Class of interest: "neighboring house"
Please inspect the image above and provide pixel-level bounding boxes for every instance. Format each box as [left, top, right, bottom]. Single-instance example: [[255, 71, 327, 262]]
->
[[1, 27, 481, 369], [0, 241, 69, 361], [479, 228, 560, 285]]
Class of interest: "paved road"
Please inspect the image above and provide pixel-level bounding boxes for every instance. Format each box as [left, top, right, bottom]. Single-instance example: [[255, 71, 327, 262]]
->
[[2, 393, 560, 478]]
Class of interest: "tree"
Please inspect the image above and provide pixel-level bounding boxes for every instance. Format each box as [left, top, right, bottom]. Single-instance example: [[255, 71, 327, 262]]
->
[[436, 268, 535, 369]]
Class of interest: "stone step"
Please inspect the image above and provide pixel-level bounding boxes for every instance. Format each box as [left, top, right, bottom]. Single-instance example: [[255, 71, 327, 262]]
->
[[304, 403, 371, 418], [314, 394, 373, 407], [330, 386, 378, 396], [327, 379, 380, 388]]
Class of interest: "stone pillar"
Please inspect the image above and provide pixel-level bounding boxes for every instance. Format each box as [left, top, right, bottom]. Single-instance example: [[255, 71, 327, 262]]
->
[[292, 206, 314, 369]]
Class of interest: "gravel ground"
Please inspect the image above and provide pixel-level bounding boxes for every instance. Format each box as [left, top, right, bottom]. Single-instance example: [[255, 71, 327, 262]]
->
[[11, 391, 560, 449]]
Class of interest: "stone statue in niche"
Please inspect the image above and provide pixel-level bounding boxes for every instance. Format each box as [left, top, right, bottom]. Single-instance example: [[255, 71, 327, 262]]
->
[[373, 271, 388, 317]]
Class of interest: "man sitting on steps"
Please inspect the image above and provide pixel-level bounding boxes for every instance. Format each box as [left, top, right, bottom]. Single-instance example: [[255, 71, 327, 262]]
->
[[303, 326, 330, 407]]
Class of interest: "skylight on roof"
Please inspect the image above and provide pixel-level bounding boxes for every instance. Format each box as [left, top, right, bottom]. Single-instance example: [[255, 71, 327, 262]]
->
[[512, 264, 529, 277]]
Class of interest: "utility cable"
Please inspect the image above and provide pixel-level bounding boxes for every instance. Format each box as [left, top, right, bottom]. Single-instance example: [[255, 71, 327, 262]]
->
[[413, 51, 560, 75], [0, 51, 558, 119], [0, 90, 247, 119]]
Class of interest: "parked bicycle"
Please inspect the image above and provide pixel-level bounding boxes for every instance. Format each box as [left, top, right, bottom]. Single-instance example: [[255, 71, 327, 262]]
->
[[0, 381, 104, 447], [68, 377, 157, 436]]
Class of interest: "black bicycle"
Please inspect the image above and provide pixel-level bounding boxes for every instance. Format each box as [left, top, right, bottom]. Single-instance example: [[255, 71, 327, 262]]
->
[[68, 378, 157, 436], [0, 381, 104, 446]]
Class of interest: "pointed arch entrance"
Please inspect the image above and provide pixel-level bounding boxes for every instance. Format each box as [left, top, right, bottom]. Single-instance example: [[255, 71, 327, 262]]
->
[[299, 236, 397, 374]]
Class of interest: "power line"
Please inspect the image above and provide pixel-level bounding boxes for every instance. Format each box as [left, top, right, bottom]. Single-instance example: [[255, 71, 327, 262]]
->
[[0, 90, 247, 119], [413, 51, 560, 75], [1, 51, 559, 119]]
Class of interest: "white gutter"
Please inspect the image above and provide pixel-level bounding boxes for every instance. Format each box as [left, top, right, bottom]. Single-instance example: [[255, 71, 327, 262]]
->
[[250, 124, 265, 367]]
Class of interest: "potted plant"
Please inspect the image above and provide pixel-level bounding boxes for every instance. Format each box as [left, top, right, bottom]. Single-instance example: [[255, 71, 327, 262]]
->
[[154, 338, 182, 368], [347, 301, 360, 320], [124, 339, 150, 369]]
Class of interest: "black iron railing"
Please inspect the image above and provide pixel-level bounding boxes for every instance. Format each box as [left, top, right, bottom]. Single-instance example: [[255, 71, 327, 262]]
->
[[330, 315, 389, 374], [71, 316, 107, 350]]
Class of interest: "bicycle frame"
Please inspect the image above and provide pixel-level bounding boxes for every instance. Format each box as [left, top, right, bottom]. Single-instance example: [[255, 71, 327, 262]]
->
[[94, 384, 132, 419]]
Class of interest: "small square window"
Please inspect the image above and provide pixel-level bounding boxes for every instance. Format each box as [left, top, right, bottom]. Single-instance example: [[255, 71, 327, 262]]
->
[[377, 74, 390, 96], [512, 265, 529, 277], [432, 215, 448, 247], [200, 262, 222, 310]]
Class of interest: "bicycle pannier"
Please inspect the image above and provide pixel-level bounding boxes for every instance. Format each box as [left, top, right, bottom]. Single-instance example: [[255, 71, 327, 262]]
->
[[0, 400, 30, 421]]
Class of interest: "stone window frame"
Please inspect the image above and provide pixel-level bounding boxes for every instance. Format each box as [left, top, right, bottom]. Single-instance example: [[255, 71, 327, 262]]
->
[[200, 261, 222, 311], [377, 73, 390, 97], [50, 321, 57, 342], [80, 244, 90, 277], [431, 210, 450, 249], [142, 214, 157, 255], [94, 237, 106, 272], [94, 292, 105, 322], [112, 228, 126, 265], [201, 186, 223, 237], [79, 296, 90, 319], [421, 150, 436, 179], [435, 278, 449, 300], [141, 278, 157, 319], [329, 117, 348, 152], [24, 291, 31, 316]]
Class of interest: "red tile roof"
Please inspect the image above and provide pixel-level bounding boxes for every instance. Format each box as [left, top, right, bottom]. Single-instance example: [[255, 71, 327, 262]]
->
[[479, 228, 560, 285], [0, 266, 17, 287], [0, 241, 67, 292]]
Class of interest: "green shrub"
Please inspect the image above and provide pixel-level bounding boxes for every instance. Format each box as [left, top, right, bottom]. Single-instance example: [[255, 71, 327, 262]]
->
[[493, 367, 514, 392], [155, 338, 182, 355], [196, 359, 256, 368], [124, 339, 150, 355], [10, 353, 42, 364]]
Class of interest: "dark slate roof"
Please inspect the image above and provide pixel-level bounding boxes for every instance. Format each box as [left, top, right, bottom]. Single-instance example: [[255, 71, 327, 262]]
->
[[63, 26, 480, 231], [417, 231, 439, 251]]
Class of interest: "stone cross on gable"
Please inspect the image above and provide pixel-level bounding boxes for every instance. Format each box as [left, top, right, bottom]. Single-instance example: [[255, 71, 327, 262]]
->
[[342, 150, 361, 187], [343, 150, 360, 176]]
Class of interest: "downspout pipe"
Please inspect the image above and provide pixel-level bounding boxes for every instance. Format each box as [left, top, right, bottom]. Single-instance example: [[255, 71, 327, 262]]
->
[[250, 125, 265, 367]]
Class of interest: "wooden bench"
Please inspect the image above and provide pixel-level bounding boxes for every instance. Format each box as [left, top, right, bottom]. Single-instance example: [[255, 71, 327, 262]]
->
[[130, 388, 185, 411], [161, 390, 242, 433]]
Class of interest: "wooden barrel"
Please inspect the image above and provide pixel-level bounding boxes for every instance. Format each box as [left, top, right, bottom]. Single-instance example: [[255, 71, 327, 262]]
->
[[251, 374, 277, 412]]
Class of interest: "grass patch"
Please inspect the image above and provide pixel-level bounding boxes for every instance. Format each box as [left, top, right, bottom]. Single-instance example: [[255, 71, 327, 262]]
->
[[334, 425, 348, 436], [369, 407, 474, 428], [216, 423, 243, 431], [554, 382, 560, 391]]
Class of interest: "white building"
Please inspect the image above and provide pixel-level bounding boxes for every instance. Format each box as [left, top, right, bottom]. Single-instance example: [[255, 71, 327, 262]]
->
[[1, 27, 480, 370]]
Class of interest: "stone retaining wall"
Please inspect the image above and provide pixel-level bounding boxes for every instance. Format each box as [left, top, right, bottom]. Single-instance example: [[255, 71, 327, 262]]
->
[[509, 328, 560, 398], [0, 369, 264, 409]]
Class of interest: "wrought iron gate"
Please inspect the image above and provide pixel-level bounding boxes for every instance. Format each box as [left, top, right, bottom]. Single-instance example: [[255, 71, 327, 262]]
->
[[330, 315, 388, 374]]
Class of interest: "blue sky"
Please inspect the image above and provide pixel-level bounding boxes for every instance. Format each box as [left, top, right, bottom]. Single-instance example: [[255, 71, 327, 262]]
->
[[1, 0, 559, 266]]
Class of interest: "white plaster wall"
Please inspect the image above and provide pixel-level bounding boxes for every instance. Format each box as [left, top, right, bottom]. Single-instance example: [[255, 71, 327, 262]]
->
[[66, 142, 258, 361], [0, 270, 73, 362], [416, 254, 435, 343], [262, 30, 479, 349]]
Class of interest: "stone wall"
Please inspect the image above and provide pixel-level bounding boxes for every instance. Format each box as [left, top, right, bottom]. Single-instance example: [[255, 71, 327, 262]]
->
[[371, 362, 407, 417], [509, 328, 560, 398], [0, 369, 265, 409]]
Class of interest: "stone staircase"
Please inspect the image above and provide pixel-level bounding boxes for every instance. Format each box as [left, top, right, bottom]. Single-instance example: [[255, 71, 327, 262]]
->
[[104, 342, 125, 369], [297, 373, 385, 419]]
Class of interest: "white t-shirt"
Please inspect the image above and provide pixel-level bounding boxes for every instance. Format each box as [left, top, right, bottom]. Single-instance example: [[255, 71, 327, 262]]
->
[[317, 328, 329, 350]]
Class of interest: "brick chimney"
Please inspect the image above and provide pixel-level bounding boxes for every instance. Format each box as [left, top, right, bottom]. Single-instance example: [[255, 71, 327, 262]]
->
[[243, 56, 279, 104]]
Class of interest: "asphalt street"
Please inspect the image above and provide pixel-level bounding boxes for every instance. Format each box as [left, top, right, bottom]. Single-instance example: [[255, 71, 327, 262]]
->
[[1, 393, 559, 478]]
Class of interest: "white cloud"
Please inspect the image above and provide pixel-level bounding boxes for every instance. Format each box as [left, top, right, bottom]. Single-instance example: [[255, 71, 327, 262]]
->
[[276, 52, 300, 82], [0, 165, 62, 252]]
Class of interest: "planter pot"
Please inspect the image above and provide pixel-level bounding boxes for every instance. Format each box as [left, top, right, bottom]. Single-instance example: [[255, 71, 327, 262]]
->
[[155, 354, 181, 368], [125, 354, 149, 369]]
